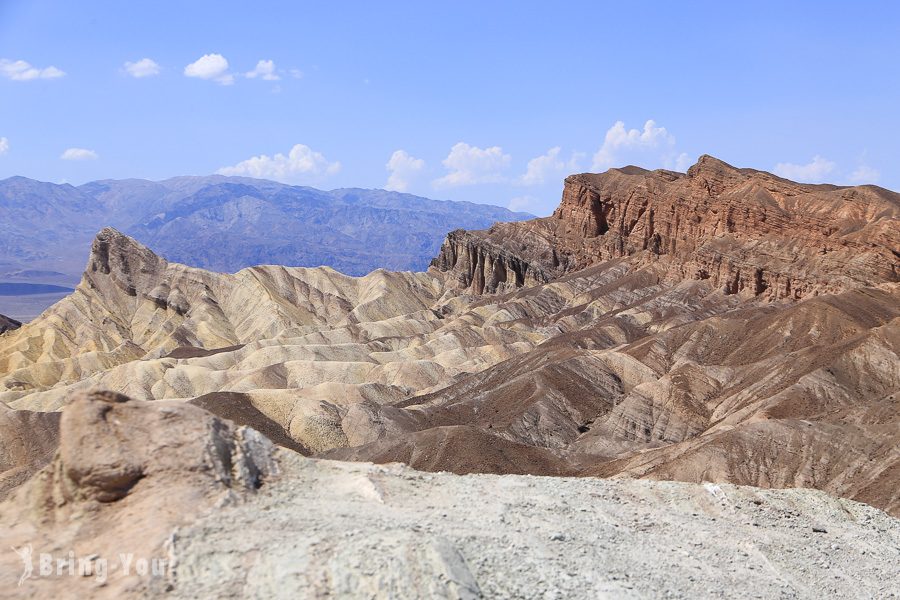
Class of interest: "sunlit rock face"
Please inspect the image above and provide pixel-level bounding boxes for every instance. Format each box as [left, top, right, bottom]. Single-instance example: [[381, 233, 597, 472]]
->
[[435, 155, 899, 298]]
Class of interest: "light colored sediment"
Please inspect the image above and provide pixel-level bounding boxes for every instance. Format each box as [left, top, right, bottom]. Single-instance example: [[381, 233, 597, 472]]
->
[[166, 458, 900, 600]]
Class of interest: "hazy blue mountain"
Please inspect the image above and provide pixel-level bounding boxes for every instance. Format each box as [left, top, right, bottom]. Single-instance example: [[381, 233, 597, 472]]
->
[[0, 177, 101, 274], [0, 175, 533, 279]]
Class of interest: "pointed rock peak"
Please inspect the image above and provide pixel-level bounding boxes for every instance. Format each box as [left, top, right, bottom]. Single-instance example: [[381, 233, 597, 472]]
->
[[92, 227, 152, 254], [686, 155, 740, 178], [684, 155, 752, 197], [95, 226, 135, 243], [612, 165, 650, 176], [88, 227, 162, 277]]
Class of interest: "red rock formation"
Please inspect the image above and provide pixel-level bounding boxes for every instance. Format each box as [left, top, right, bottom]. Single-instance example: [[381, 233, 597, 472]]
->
[[434, 155, 900, 299]]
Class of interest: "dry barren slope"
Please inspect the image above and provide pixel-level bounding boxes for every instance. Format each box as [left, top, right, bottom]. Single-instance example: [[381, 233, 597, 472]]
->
[[327, 281, 900, 514]]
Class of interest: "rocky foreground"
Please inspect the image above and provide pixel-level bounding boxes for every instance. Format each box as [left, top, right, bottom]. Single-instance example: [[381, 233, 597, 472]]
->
[[0, 391, 897, 599]]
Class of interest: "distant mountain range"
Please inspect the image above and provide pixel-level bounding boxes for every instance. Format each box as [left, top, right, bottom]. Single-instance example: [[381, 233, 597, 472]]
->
[[0, 175, 533, 281]]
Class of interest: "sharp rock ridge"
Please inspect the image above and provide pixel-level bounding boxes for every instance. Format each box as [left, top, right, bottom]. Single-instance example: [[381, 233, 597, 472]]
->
[[433, 154, 900, 299]]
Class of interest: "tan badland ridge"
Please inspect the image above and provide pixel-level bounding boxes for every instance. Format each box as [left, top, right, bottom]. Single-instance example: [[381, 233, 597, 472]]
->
[[0, 155, 899, 597]]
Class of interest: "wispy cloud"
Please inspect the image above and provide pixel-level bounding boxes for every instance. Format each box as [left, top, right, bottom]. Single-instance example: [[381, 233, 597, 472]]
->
[[0, 59, 65, 81], [433, 142, 511, 188], [772, 155, 835, 182], [184, 53, 234, 85], [0, 137, 8, 155], [508, 195, 540, 213], [592, 120, 675, 171], [245, 60, 280, 81], [520, 147, 582, 185], [668, 152, 692, 172], [848, 164, 879, 184], [123, 58, 160, 78], [60, 148, 98, 161], [217, 143, 341, 183], [385, 150, 425, 192]]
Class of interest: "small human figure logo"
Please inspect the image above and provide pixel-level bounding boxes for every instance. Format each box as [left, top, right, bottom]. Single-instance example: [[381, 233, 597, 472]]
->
[[11, 545, 33, 587]]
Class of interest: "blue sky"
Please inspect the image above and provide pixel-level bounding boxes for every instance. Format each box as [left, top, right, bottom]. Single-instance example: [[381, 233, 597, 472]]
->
[[0, 1, 897, 215]]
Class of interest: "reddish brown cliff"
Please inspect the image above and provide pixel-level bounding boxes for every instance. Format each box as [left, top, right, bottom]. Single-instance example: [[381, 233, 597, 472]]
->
[[430, 228, 559, 294], [434, 155, 900, 299]]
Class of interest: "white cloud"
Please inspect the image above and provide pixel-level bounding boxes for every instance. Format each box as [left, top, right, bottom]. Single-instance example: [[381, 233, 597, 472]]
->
[[0, 137, 8, 155], [216, 143, 341, 183], [772, 155, 835, 182], [848, 164, 880, 184], [508, 195, 541, 213], [246, 59, 280, 81], [0, 59, 65, 81], [289, 69, 304, 79], [592, 120, 675, 171], [669, 152, 692, 172], [60, 148, 98, 161], [433, 142, 511, 188], [385, 150, 425, 192], [519, 147, 583, 185], [123, 58, 160, 78], [184, 53, 234, 85]]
